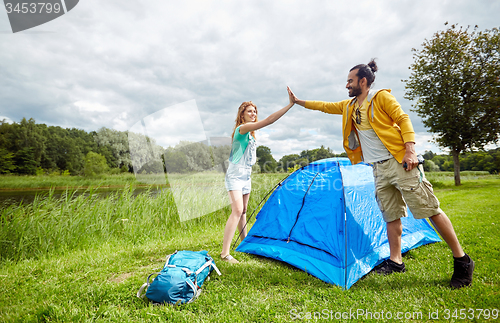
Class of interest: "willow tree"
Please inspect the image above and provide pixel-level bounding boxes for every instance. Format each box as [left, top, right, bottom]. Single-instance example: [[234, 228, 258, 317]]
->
[[404, 24, 500, 185]]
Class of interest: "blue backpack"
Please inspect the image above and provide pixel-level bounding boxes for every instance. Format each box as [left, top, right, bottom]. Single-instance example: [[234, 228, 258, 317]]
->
[[137, 250, 221, 305]]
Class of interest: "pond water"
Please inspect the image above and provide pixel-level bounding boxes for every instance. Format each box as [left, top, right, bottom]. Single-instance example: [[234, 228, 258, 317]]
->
[[0, 187, 165, 209]]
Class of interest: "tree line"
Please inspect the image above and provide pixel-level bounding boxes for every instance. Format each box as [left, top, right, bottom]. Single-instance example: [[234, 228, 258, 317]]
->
[[0, 118, 230, 176], [1, 118, 499, 176], [256, 145, 347, 173], [421, 149, 500, 174], [256, 145, 500, 174]]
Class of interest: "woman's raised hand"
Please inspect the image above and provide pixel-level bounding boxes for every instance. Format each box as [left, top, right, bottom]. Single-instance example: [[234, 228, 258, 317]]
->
[[287, 86, 306, 107], [287, 86, 298, 104]]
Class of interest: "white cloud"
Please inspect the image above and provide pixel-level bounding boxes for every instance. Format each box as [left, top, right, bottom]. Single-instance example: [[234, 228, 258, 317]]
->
[[129, 100, 207, 148], [0, 116, 13, 123], [74, 100, 110, 112], [1, 0, 499, 159]]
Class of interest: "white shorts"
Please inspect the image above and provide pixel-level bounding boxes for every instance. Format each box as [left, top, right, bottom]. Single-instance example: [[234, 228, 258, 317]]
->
[[225, 163, 252, 195]]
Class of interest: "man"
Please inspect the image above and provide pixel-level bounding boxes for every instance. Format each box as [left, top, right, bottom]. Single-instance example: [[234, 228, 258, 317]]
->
[[287, 59, 474, 289]]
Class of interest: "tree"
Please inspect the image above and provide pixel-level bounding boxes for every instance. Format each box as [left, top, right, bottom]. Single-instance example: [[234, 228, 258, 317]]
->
[[404, 24, 500, 185], [0, 148, 16, 174], [14, 147, 38, 174], [422, 150, 435, 161], [299, 145, 335, 163], [176, 141, 214, 172], [277, 154, 299, 172], [83, 151, 109, 177], [211, 142, 231, 168], [94, 127, 132, 169], [164, 148, 189, 173], [128, 131, 164, 175], [256, 145, 277, 173], [3, 118, 46, 174], [43, 126, 81, 174], [314, 145, 334, 160], [423, 159, 440, 172], [493, 149, 500, 174]]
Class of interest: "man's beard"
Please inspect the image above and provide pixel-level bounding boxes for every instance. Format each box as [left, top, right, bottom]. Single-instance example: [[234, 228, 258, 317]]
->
[[348, 84, 362, 97]]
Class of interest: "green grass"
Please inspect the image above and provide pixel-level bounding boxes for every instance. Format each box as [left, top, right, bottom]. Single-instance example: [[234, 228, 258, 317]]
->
[[0, 173, 144, 190], [426, 171, 499, 189], [0, 173, 499, 322]]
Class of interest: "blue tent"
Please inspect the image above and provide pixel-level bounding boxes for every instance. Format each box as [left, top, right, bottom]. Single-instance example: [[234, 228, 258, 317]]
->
[[236, 158, 441, 289]]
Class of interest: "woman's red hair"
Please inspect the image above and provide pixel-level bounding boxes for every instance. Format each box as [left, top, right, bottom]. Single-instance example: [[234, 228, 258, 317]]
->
[[231, 101, 258, 140]]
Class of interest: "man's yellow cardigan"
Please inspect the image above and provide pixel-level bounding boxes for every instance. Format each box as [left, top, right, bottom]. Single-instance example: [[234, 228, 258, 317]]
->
[[305, 89, 415, 165]]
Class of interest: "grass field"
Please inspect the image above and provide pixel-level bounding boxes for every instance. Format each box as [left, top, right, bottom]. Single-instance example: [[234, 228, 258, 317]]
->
[[0, 173, 144, 190], [0, 170, 492, 190], [0, 172, 499, 322]]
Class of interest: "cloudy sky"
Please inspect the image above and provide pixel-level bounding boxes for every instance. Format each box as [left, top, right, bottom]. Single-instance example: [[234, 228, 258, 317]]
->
[[1, 0, 499, 160]]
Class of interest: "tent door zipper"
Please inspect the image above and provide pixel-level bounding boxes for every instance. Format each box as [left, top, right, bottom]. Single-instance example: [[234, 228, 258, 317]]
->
[[287, 172, 320, 243]]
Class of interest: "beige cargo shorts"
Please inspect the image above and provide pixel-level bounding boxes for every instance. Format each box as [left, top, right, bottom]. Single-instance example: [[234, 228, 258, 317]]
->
[[372, 157, 443, 223]]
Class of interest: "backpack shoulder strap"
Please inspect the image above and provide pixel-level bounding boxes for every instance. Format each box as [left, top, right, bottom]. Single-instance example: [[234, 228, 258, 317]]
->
[[136, 272, 161, 299], [163, 251, 177, 269], [137, 282, 148, 299], [195, 259, 221, 276]]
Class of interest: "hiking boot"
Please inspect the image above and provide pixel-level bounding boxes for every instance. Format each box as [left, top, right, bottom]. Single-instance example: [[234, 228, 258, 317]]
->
[[450, 254, 474, 289], [220, 254, 239, 264], [375, 259, 406, 275]]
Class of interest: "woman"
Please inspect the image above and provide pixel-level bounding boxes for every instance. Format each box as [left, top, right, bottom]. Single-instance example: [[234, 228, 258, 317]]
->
[[221, 87, 295, 263]]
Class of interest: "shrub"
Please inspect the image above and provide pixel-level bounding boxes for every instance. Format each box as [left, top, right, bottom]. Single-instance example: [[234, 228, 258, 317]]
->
[[83, 152, 109, 177]]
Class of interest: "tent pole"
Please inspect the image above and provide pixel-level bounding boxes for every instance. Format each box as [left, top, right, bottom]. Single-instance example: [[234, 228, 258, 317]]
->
[[231, 172, 293, 250]]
